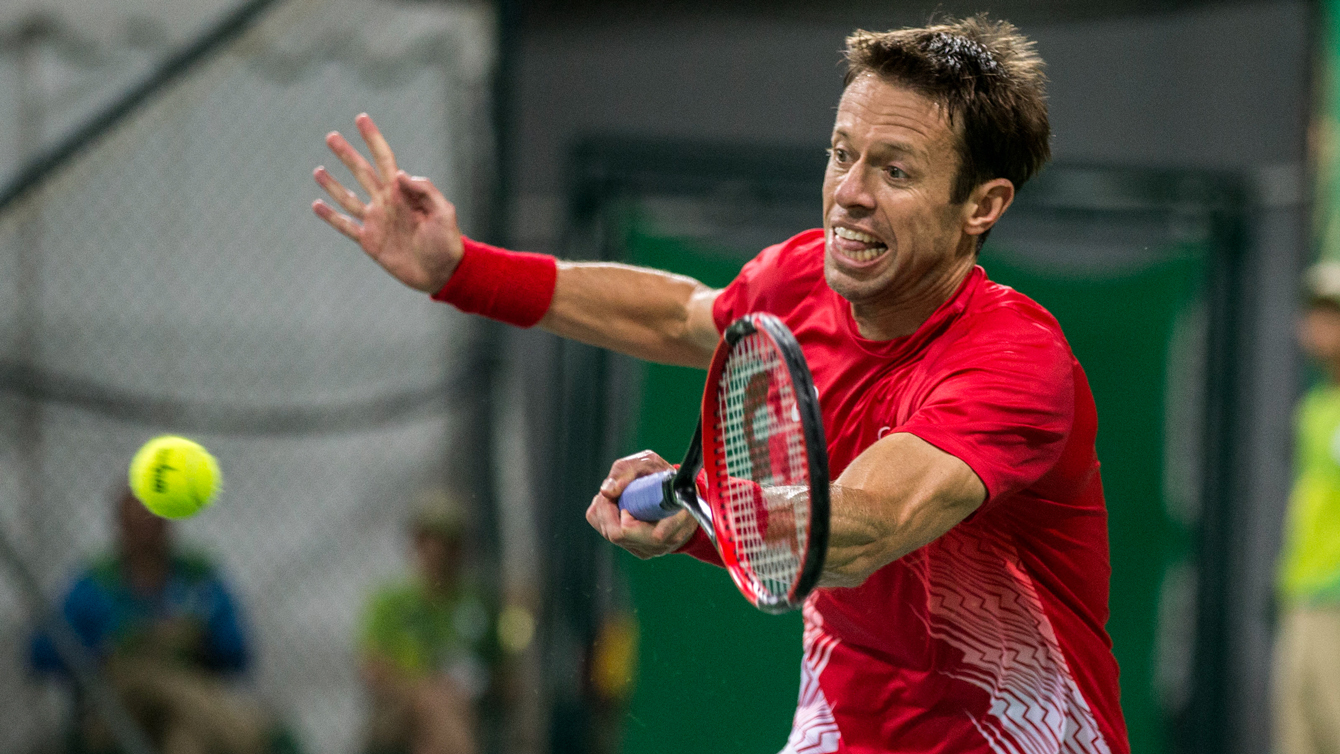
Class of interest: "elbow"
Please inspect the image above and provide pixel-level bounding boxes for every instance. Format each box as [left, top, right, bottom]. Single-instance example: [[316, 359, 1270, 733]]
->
[[819, 548, 894, 588], [817, 528, 901, 588], [819, 501, 981, 588]]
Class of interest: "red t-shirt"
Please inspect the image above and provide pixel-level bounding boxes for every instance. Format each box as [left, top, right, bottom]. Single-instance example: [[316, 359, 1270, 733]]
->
[[681, 229, 1128, 754]]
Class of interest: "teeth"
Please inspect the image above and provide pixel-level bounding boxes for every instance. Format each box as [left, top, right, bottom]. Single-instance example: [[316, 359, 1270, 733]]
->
[[832, 226, 887, 263], [835, 226, 880, 244]]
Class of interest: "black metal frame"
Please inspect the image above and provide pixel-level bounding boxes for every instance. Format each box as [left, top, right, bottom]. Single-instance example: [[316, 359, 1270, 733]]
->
[[0, 0, 286, 213], [0, 6, 289, 754]]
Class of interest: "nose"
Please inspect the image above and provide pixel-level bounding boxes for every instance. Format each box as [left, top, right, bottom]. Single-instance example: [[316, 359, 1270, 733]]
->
[[832, 160, 876, 213]]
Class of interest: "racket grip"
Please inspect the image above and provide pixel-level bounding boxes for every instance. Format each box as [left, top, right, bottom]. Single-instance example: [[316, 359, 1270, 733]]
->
[[618, 470, 677, 521]]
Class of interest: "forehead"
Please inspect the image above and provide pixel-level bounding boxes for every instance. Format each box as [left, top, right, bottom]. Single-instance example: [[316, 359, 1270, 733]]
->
[[832, 73, 956, 153]]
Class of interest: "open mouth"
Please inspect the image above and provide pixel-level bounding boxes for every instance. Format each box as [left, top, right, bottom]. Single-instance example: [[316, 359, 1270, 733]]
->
[[831, 226, 888, 264]]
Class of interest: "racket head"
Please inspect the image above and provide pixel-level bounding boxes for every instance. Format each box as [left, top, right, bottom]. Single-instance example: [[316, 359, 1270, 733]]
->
[[701, 313, 829, 613]]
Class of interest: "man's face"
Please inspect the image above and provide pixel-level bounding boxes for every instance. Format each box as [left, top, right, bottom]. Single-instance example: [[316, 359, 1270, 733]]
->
[[118, 491, 169, 558], [413, 530, 463, 585], [1299, 303, 1340, 364], [822, 73, 975, 308]]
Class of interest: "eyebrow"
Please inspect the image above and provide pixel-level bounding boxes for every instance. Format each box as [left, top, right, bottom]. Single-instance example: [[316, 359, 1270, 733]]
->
[[832, 130, 926, 162]]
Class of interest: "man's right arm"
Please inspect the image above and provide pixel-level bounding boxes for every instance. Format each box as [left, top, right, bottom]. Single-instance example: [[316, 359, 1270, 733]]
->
[[313, 114, 721, 368], [541, 262, 720, 368]]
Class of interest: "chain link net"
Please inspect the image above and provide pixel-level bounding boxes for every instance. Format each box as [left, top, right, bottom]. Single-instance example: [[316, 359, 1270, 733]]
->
[[0, 2, 497, 752]]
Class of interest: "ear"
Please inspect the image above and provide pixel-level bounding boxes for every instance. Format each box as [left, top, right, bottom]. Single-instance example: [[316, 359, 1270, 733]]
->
[[961, 178, 1015, 238]]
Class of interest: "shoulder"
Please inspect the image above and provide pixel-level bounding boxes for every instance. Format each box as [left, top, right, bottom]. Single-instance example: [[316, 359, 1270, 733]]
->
[[745, 228, 825, 278], [954, 276, 1071, 358], [171, 551, 226, 586], [65, 557, 119, 606], [1300, 384, 1340, 412], [921, 274, 1076, 394], [83, 554, 121, 587], [715, 229, 826, 328], [1297, 385, 1340, 428], [968, 276, 1065, 335], [365, 580, 419, 612], [772, 228, 826, 257]]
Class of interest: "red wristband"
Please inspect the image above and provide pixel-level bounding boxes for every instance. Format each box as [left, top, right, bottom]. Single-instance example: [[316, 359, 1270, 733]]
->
[[431, 236, 558, 328]]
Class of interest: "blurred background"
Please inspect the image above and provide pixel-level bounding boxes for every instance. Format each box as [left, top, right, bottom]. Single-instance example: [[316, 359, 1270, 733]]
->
[[0, 1, 1319, 753]]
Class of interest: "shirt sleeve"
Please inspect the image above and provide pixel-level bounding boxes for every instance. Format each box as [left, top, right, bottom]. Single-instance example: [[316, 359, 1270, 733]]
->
[[896, 312, 1076, 510], [200, 577, 250, 674], [711, 239, 796, 332], [29, 574, 110, 676]]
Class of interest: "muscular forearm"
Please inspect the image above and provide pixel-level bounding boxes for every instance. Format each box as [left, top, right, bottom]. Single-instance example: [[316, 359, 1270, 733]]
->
[[818, 434, 986, 588], [539, 262, 720, 368], [820, 485, 977, 587]]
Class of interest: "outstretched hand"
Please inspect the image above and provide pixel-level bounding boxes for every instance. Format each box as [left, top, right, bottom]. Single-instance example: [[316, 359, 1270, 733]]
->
[[587, 450, 698, 559], [312, 113, 463, 293]]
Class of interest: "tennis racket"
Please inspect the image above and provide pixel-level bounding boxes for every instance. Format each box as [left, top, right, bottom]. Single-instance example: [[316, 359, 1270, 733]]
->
[[618, 313, 830, 613]]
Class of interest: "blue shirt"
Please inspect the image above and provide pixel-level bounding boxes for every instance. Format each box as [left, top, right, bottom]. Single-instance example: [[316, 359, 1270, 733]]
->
[[30, 552, 249, 676]]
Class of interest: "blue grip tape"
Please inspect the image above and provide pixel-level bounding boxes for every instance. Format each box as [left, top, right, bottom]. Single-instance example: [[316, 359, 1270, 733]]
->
[[618, 470, 676, 521]]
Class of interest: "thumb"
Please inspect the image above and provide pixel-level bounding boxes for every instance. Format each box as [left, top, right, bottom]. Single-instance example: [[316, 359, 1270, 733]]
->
[[394, 171, 451, 214]]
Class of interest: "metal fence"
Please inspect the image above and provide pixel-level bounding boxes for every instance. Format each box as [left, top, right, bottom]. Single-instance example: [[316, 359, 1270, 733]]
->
[[0, 2, 501, 753]]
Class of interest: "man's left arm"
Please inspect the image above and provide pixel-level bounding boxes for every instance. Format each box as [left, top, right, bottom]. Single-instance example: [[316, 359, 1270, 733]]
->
[[200, 578, 250, 673], [820, 318, 1077, 588], [821, 432, 986, 587]]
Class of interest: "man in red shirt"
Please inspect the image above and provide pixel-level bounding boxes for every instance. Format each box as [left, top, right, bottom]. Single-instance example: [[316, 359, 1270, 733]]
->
[[312, 16, 1129, 754]]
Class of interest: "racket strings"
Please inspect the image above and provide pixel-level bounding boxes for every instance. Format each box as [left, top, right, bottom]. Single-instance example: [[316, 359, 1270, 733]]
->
[[714, 331, 812, 601]]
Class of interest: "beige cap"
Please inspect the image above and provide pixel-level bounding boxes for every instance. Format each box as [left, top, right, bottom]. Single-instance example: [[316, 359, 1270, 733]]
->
[[1305, 261, 1340, 307]]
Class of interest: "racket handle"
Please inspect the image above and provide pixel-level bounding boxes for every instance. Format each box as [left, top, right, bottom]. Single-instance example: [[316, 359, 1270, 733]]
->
[[618, 470, 677, 521]]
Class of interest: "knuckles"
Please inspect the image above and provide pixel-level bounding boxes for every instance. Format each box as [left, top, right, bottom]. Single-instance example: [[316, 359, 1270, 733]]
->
[[608, 450, 669, 479]]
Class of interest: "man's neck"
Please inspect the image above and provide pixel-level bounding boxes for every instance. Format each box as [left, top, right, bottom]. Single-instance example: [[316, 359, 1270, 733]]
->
[[850, 257, 975, 341], [122, 550, 170, 595]]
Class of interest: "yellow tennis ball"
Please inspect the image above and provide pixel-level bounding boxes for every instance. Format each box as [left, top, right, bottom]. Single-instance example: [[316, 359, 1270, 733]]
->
[[128, 435, 221, 519]]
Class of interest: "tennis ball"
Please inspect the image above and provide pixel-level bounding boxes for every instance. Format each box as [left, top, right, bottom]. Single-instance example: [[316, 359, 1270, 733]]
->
[[128, 435, 221, 519]]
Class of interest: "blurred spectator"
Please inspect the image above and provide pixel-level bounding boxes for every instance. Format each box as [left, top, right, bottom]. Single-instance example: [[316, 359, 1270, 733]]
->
[[358, 489, 500, 754], [585, 609, 638, 754], [1274, 261, 1340, 753], [30, 485, 276, 754]]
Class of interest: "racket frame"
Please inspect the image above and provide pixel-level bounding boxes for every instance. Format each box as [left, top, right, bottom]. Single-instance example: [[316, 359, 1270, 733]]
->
[[701, 314, 830, 614], [665, 420, 714, 536], [616, 313, 829, 614]]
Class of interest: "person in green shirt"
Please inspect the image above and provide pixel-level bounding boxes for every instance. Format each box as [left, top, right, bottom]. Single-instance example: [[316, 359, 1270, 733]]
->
[[358, 491, 497, 754], [1275, 261, 1340, 754]]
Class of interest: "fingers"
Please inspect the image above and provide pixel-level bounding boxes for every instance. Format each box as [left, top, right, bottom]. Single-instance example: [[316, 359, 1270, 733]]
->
[[601, 450, 673, 499], [356, 113, 399, 183], [651, 510, 699, 549], [586, 493, 626, 541], [312, 200, 361, 242], [587, 493, 690, 560], [314, 166, 365, 219], [394, 172, 455, 220], [325, 130, 382, 196], [588, 449, 698, 560]]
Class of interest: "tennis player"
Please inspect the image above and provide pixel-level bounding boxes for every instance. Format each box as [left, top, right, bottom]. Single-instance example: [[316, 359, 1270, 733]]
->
[[314, 16, 1128, 754]]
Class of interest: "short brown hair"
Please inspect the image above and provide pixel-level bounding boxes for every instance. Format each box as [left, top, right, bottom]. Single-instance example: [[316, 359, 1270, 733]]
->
[[844, 16, 1051, 204]]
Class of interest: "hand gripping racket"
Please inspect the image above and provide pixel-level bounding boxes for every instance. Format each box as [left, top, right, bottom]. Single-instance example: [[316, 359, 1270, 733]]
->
[[618, 313, 830, 613]]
